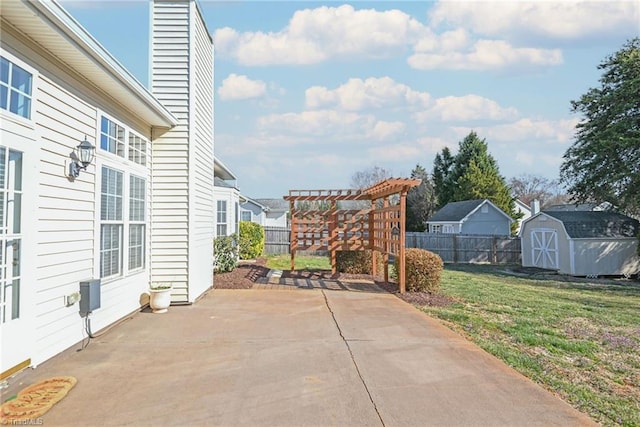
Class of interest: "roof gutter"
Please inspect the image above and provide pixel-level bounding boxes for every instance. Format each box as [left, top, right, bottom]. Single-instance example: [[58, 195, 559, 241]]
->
[[27, 0, 178, 128]]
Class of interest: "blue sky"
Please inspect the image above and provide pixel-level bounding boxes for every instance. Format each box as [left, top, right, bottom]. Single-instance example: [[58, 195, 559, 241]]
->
[[61, 0, 639, 198]]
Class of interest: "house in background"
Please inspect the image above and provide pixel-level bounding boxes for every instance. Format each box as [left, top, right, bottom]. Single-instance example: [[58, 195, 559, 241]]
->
[[0, 0, 215, 378], [240, 197, 269, 225], [214, 157, 240, 237], [242, 198, 290, 228], [520, 211, 640, 276], [426, 199, 513, 235], [514, 198, 534, 234]]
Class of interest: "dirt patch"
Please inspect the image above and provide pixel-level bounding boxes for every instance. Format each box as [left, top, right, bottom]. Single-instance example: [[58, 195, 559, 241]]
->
[[214, 258, 270, 289], [214, 260, 457, 308]]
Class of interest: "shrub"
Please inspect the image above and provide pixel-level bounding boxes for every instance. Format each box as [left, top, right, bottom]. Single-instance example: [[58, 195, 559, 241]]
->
[[336, 250, 384, 275], [239, 221, 265, 259], [394, 248, 443, 293], [214, 234, 237, 273]]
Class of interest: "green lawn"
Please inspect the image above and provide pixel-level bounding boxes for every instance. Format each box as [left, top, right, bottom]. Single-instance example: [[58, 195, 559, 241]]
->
[[266, 254, 331, 271], [420, 265, 640, 427]]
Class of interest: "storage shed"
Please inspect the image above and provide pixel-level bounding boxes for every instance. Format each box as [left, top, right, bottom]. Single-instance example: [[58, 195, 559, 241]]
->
[[520, 211, 640, 277]]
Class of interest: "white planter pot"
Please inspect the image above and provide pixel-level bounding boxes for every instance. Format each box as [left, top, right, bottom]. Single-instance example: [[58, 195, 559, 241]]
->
[[149, 288, 172, 313]]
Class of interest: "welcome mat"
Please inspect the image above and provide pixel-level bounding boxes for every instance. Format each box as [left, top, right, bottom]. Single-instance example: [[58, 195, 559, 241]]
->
[[1, 376, 77, 423]]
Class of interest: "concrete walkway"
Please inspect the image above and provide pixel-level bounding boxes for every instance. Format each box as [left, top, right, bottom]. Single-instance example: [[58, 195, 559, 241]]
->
[[5, 288, 597, 426]]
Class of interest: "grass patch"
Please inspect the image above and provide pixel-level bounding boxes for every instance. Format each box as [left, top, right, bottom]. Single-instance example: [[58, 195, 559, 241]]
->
[[419, 265, 640, 427], [266, 254, 331, 271]]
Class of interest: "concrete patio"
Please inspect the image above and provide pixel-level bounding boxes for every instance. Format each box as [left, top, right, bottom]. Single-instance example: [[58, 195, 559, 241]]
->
[[3, 287, 597, 426]]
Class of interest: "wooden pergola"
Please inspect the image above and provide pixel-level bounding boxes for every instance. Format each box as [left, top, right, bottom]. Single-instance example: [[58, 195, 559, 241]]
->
[[284, 178, 420, 293]]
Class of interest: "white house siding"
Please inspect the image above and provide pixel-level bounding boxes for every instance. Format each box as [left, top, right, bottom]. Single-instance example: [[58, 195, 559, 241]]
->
[[150, 0, 215, 303], [215, 186, 240, 238], [187, 3, 214, 301], [572, 239, 640, 276], [1, 29, 155, 367], [150, 1, 191, 302]]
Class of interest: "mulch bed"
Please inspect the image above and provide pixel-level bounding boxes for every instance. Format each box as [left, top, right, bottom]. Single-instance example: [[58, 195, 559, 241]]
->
[[214, 257, 455, 307]]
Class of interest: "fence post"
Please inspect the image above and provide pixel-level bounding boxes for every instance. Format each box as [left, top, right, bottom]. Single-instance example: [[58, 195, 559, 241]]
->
[[492, 236, 497, 264], [452, 234, 458, 264]]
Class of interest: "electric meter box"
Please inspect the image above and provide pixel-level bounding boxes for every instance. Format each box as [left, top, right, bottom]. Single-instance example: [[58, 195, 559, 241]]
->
[[80, 279, 101, 313]]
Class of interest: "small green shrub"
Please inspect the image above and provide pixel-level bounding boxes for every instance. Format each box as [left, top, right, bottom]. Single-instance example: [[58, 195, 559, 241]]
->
[[336, 250, 384, 274], [394, 248, 443, 293], [239, 221, 265, 259], [214, 234, 237, 273]]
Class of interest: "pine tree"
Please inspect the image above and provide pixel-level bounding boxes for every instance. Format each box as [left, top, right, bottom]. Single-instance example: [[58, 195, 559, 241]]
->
[[432, 147, 455, 208], [406, 164, 437, 231]]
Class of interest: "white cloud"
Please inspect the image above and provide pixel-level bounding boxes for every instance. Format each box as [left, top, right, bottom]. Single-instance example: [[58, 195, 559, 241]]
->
[[213, 4, 426, 65], [218, 74, 266, 100], [369, 121, 405, 141], [414, 94, 518, 122], [456, 118, 579, 143], [305, 77, 431, 111], [428, 1, 639, 41], [408, 39, 562, 71]]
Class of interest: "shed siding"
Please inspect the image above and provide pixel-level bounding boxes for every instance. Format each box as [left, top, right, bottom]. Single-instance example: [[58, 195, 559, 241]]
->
[[573, 239, 640, 276], [150, 1, 191, 302], [187, 2, 214, 301]]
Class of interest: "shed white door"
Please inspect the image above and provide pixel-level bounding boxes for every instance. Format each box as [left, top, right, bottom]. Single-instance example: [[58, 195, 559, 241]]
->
[[531, 229, 558, 269]]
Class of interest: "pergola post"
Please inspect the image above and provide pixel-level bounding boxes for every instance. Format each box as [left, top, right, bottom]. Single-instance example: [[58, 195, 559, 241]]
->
[[369, 199, 376, 277], [330, 200, 337, 275], [289, 200, 296, 271], [399, 190, 407, 294]]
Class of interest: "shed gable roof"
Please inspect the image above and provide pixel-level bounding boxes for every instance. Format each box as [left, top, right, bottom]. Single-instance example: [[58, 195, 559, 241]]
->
[[543, 211, 639, 238]]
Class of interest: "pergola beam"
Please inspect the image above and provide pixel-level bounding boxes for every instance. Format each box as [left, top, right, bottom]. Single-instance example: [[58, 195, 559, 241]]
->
[[286, 178, 420, 293]]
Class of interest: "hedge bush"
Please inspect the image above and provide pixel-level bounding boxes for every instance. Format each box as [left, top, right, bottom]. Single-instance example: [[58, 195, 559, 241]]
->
[[239, 221, 265, 259], [394, 248, 443, 293], [336, 250, 384, 275], [214, 234, 237, 273]]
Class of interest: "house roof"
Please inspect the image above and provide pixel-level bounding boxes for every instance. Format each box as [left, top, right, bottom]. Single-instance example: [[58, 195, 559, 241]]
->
[[543, 211, 639, 238], [545, 203, 598, 212], [214, 157, 236, 181], [429, 199, 511, 222], [1, 0, 178, 129], [214, 176, 236, 189], [241, 197, 269, 211], [255, 198, 289, 211]]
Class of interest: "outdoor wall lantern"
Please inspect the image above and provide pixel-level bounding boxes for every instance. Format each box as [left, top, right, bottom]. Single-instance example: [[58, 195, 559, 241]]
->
[[68, 137, 95, 178]]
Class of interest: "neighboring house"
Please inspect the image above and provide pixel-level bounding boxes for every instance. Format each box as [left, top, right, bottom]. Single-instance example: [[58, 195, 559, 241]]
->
[[0, 0, 215, 378], [240, 197, 270, 226], [214, 157, 240, 237], [514, 198, 533, 234], [253, 198, 290, 228], [427, 199, 513, 235], [520, 211, 640, 276]]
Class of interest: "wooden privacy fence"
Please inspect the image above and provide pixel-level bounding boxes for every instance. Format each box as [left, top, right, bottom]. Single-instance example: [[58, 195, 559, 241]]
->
[[406, 232, 522, 264], [263, 226, 291, 255]]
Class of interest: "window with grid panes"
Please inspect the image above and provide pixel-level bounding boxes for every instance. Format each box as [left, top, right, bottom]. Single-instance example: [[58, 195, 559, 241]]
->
[[128, 133, 147, 166], [128, 175, 145, 270], [0, 56, 32, 119], [217, 200, 227, 236], [100, 116, 125, 157], [100, 167, 123, 278]]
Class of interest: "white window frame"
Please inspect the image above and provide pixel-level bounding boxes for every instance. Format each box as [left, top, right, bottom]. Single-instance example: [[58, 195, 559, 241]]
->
[[217, 200, 228, 237], [0, 50, 37, 128], [241, 210, 252, 222], [128, 174, 146, 271], [0, 55, 32, 120], [443, 224, 454, 234], [100, 114, 149, 166], [96, 112, 149, 282], [430, 224, 442, 233]]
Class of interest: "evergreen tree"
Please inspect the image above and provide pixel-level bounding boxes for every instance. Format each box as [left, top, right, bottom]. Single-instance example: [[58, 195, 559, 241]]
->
[[432, 147, 455, 208], [432, 131, 520, 233], [560, 38, 640, 217], [406, 164, 437, 231]]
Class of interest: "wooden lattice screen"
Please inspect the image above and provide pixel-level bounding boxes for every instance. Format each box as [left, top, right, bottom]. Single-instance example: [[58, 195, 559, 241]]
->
[[284, 178, 420, 293]]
